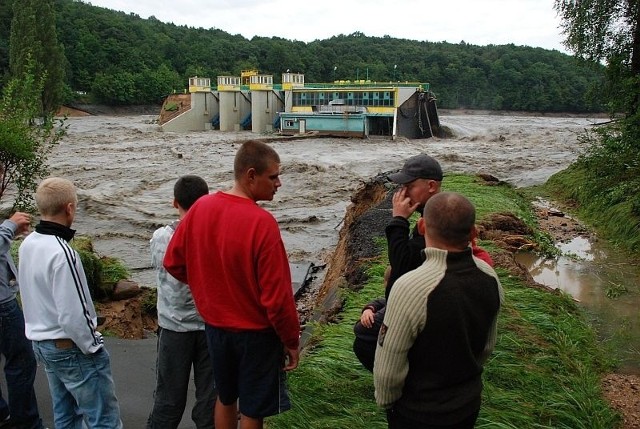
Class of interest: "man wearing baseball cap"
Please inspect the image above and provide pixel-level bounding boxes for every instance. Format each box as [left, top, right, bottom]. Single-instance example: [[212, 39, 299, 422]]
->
[[353, 154, 443, 371], [353, 154, 493, 372], [385, 154, 445, 294], [386, 153, 492, 291]]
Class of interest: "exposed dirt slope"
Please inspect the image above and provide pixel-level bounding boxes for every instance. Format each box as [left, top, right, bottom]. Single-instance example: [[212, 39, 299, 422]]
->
[[158, 94, 191, 125]]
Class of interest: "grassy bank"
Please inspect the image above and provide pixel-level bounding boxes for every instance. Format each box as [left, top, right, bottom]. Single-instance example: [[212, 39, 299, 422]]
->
[[266, 174, 620, 429]]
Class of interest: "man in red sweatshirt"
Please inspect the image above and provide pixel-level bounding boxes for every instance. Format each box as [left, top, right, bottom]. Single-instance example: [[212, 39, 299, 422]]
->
[[164, 140, 300, 429]]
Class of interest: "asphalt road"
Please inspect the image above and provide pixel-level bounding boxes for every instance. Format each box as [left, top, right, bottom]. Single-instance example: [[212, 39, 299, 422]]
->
[[3, 335, 201, 429]]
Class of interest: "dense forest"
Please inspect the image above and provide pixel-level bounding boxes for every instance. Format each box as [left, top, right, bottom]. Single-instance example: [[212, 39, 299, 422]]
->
[[0, 0, 605, 111]]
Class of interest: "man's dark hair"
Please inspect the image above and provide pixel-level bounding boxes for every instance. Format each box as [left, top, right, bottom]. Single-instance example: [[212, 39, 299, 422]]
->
[[423, 192, 475, 248], [234, 140, 280, 180], [174, 175, 209, 210]]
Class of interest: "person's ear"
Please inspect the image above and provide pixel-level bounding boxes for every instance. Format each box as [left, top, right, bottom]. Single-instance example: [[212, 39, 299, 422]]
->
[[470, 224, 478, 245], [172, 199, 179, 209], [246, 167, 256, 182], [417, 217, 426, 235], [65, 201, 76, 223]]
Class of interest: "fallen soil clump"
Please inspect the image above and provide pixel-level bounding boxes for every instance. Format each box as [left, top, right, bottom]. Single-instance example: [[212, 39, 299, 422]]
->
[[95, 287, 157, 339]]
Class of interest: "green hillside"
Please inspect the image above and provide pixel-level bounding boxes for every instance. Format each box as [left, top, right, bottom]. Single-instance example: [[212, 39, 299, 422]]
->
[[0, 0, 604, 111]]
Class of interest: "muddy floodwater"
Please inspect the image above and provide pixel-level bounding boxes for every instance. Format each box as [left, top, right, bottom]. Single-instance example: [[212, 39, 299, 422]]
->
[[48, 111, 597, 285], [45, 111, 640, 371], [518, 235, 640, 374]]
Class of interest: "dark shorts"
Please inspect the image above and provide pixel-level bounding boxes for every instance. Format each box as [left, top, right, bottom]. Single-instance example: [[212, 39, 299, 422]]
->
[[205, 324, 290, 418]]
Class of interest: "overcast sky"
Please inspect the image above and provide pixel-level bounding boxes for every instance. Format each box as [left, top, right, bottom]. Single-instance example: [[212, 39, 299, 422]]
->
[[84, 0, 568, 53]]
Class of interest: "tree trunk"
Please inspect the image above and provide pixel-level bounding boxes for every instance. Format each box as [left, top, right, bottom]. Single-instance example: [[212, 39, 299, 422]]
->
[[629, 0, 640, 113]]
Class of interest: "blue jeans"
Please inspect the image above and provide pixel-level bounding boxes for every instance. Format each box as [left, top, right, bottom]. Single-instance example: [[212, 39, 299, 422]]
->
[[146, 328, 216, 429], [32, 340, 123, 429], [0, 298, 43, 429]]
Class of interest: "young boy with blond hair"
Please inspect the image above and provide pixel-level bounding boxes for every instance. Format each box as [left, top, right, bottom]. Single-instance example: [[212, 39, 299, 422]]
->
[[18, 177, 123, 429]]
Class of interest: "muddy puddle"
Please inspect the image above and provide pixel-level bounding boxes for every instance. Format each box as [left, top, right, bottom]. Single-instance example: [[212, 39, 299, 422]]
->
[[517, 238, 640, 374]]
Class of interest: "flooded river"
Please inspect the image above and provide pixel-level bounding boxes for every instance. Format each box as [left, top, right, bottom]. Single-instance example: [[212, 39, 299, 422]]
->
[[44, 111, 638, 371], [48, 111, 595, 283]]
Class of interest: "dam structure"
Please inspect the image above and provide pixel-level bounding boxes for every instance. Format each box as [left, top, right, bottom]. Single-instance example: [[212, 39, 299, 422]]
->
[[159, 71, 439, 139]]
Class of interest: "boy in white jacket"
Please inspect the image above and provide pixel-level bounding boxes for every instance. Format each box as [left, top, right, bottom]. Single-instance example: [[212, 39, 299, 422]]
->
[[18, 177, 123, 429]]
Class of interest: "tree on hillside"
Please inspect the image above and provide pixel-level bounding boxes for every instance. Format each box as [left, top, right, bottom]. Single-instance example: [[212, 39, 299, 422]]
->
[[9, 0, 66, 114], [555, 0, 640, 116], [0, 57, 66, 212], [554, 0, 640, 232], [0, 2, 12, 85]]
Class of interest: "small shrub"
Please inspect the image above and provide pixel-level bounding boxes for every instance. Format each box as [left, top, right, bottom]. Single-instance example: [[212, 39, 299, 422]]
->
[[100, 256, 130, 287], [74, 239, 103, 297], [164, 102, 178, 111], [140, 287, 158, 315], [605, 282, 628, 299], [72, 236, 129, 300]]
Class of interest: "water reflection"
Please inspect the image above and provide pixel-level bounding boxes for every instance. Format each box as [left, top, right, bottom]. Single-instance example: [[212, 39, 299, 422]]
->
[[556, 236, 593, 261], [516, 237, 640, 375]]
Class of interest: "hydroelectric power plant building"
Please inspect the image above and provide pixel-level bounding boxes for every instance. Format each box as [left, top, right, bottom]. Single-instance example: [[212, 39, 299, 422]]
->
[[159, 71, 440, 139]]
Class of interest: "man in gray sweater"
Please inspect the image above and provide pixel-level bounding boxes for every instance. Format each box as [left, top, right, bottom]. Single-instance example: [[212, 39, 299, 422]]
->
[[374, 192, 503, 429], [0, 212, 45, 429], [147, 175, 215, 429]]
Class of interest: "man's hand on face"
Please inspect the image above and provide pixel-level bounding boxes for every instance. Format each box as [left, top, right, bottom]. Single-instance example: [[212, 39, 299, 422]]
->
[[392, 188, 420, 219]]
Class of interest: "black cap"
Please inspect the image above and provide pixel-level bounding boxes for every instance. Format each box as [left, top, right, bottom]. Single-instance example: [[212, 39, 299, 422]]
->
[[388, 154, 443, 184]]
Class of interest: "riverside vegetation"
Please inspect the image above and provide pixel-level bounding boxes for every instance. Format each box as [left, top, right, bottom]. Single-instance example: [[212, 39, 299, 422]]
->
[[10, 234, 131, 302], [266, 174, 624, 429]]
